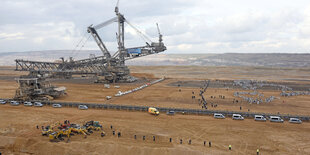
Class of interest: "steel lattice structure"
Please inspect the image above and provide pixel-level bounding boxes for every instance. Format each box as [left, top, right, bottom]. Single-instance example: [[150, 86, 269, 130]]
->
[[15, 1, 166, 83]]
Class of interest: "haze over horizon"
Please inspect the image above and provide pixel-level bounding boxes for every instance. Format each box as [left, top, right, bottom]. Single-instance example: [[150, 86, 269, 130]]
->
[[1, 0, 310, 54]]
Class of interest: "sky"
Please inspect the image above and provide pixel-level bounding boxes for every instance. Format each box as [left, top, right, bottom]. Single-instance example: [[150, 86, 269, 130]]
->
[[1, 0, 310, 54]]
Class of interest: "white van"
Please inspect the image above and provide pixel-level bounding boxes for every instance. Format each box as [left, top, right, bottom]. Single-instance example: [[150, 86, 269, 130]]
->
[[24, 101, 33, 106], [10, 101, 20, 106], [269, 116, 284, 123], [232, 114, 244, 120], [52, 104, 62, 108], [214, 113, 225, 119], [254, 115, 266, 121], [0, 99, 6, 104], [289, 118, 302, 124], [34, 102, 43, 107], [78, 105, 88, 110]]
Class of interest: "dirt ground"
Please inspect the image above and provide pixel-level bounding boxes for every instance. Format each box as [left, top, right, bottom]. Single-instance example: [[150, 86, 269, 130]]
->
[[0, 105, 309, 155], [0, 66, 310, 154]]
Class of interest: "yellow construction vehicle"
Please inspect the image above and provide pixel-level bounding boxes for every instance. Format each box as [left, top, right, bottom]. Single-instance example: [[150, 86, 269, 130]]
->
[[45, 120, 104, 142], [71, 128, 88, 138], [49, 130, 64, 142], [62, 128, 72, 143], [84, 121, 102, 132], [42, 126, 54, 136], [93, 121, 103, 131]]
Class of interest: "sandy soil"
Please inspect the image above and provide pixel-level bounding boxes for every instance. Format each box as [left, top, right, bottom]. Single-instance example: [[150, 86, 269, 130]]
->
[[0, 105, 309, 155], [0, 66, 310, 154]]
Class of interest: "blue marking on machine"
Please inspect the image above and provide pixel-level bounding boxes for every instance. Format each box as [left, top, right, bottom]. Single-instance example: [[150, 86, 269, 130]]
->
[[127, 48, 142, 54]]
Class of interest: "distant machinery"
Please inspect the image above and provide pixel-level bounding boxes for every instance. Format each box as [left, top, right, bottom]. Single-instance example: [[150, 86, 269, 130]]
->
[[14, 77, 66, 101], [15, 0, 166, 83]]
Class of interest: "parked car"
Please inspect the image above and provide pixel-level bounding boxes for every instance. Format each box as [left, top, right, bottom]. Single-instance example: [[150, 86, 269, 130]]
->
[[10, 101, 20, 106], [232, 114, 244, 120], [34, 102, 43, 107], [0, 99, 6, 104], [269, 116, 284, 123], [289, 118, 302, 124], [166, 111, 175, 115], [24, 101, 33, 106], [254, 115, 266, 121], [52, 104, 62, 108], [214, 113, 225, 119], [78, 105, 88, 110]]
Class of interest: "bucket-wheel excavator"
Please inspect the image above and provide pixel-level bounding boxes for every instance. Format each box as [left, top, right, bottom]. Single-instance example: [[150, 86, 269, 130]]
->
[[15, 0, 166, 83]]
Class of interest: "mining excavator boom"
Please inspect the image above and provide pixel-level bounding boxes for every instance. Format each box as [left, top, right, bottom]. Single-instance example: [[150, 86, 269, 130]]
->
[[14, 0, 166, 83]]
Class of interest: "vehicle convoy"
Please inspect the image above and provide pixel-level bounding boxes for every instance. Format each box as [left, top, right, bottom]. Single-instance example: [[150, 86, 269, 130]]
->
[[232, 114, 244, 120], [148, 107, 159, 115], [269, 116, 284, 123], [289, 118, 302, 124], [214, 113, 225, 119], [254, 115, 267, 121]]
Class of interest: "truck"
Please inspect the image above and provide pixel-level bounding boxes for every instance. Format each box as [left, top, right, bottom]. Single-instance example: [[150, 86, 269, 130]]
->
[[148, 107, 159, 115]]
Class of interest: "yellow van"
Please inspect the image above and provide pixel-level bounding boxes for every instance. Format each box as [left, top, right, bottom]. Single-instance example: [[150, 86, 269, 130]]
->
[[148, 107, 159, 115]]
